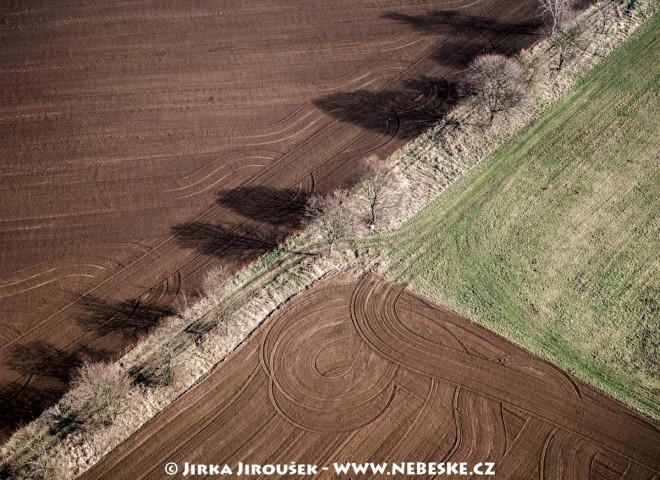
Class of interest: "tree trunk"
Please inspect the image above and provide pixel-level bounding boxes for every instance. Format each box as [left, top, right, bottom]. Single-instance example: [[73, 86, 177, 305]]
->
[[488, 110, 495, 127]]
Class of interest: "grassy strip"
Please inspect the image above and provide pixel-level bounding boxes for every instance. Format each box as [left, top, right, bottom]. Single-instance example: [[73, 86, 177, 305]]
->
[[379, 14, 660, 419]]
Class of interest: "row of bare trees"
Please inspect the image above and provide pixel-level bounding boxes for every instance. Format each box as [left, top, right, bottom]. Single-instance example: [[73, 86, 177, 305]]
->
[[539, 0, 624, 71], [306, 0, 617, 252], [539, 0, 606, 72], [463, 0, 609, 126], [306, 155, 401, 254], [536, 0, 622, 35], [306, 1, 603, 250]]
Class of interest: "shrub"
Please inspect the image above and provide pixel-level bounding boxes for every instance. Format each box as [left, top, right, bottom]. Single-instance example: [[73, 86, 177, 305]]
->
[[354, 155, 401, 229], [306, 190, 354, 255], [64, 362, 133, 427], [467, 54, 527, 126], [202, 265, 230, 295]]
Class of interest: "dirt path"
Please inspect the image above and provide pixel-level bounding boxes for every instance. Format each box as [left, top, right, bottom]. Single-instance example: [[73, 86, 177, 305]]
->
[[0, 0, 544, 438], [81, 275, 660, 479]]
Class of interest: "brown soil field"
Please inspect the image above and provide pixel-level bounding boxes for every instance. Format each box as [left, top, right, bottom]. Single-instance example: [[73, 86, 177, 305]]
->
[[0, 0, 546, 438], [82, 275, 660, 479]]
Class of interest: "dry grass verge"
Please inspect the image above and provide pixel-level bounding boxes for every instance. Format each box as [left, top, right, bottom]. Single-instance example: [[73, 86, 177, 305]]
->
[[1, 239, 384, 478], [1, 2, 654, 478]]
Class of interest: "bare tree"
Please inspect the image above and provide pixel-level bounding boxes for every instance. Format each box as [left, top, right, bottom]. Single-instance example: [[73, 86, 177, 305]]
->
[[306, 190, 354, 255], [134, 318, 182, 387], [354, 155, 400, 229], [65, 362, 133, 426], [154, 337, 176, 386], [202, 265, 230, 295], [550, 21, 586, 70], [467, 54, 527, 126], [535, 0, 570, 34]]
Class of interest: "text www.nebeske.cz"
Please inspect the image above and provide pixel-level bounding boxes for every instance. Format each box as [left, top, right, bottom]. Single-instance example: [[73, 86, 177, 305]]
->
[[170, 461, 496, 476]]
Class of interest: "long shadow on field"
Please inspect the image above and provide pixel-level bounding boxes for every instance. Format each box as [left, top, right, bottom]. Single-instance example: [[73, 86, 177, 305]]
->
[[173, 221, 287, 264], [384, 10, 543, 65], [0, 292, 176, 439], [0, 381, 63, 441], [314, 76, 464, 140], [75, 296, 174, 342], [383, 10, 543, 40], [7, 341, 110, 383], [0, 341, 112, 438], [215, 186, 310, 229], [315, 9, 544, 138], [0, 295, 180, 440], [174, 186, 314, 262]]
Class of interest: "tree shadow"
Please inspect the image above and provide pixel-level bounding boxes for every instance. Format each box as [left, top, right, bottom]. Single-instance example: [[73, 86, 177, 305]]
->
[[0, 293, 175, 439], [388, 11, 540, 70], [314, 76, 464, 140], [429, 40, 502, 69], [0, 186, 318, 439], [7, 341, 110, 384], [174, 186, 316, 262], [0, 381, 63, 442], [383, 8, 608, 68], [314, 9, 546, 138], [173, 221, 287, 264], [383, 10, 543, 39], [215, 186, 310, 229], [75, 295, 174, 342], [0, 341, 113, 439]]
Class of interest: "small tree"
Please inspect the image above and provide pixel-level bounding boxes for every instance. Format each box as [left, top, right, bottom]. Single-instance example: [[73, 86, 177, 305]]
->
[[354, 155, 400, 229], [65, 362, 133, 427], [306, 190, 354, 255], [535, 0, 570, 34], [550, 21, 586, 71], [202, 265, 230, 295], [467, 54, 527, 126], [134, 334, 178, 387]]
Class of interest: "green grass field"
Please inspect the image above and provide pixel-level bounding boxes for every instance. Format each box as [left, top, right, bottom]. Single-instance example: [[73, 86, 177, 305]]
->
[[379, 15, 660, 419]]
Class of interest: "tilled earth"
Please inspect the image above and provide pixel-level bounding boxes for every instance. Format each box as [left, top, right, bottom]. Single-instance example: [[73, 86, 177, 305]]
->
[[0, 0, 544, 437], [82, 275, 660, 479]]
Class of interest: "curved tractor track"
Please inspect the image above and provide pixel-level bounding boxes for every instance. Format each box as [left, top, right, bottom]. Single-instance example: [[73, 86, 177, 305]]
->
[[1, 0, 545, 437], [82, 275, 660, 480]]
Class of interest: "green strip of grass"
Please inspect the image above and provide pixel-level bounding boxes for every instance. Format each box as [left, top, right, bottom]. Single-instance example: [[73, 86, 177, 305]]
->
[[380, 14, 660, 419]]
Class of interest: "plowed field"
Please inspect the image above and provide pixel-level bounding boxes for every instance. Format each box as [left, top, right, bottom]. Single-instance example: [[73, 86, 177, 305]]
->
[[0, 0, 545, 437], [82, 275, 660, 479]]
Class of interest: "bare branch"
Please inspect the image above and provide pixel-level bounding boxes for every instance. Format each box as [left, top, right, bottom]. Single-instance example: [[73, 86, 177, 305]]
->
[[550, 21, 586, 70], [596, 0, 616, 34], [64, 362, 133, 427], [202, 265, 230, 295], [467, 54, 527, 126], [535, 0, 570, 34], [306, 190, 354, 255], [354, 155, 401, 229]]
